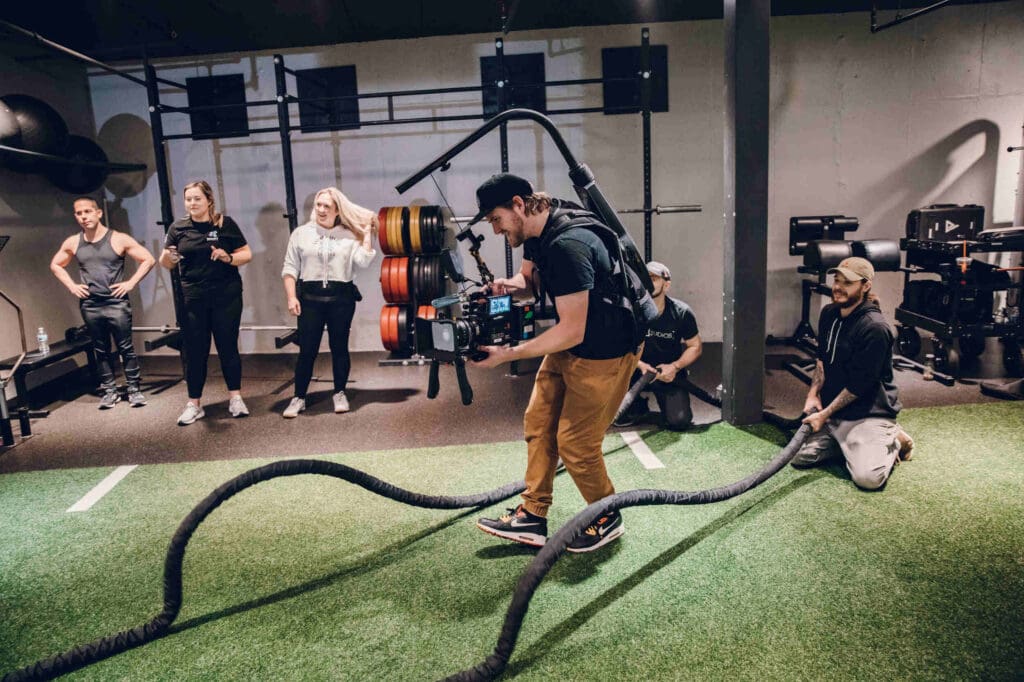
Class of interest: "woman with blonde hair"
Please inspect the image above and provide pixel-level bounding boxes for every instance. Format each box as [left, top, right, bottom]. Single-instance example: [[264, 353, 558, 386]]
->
[[280, 186, 377, 417], [159, 180, 252, 425]]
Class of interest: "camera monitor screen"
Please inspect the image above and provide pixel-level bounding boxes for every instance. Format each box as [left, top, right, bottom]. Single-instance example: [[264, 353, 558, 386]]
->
[[488, 295, 511, 316]]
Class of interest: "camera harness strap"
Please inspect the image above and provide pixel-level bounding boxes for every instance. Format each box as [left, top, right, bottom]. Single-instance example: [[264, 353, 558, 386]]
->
[[539, 207, 658, 349]]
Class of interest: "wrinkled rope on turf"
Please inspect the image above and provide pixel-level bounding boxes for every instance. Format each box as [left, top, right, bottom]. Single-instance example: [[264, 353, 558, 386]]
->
[[4, 423, 810, 682]]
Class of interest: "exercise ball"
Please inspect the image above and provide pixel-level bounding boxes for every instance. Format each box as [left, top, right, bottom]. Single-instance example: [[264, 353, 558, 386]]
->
[[0, 94, 70, 171], [46, 135, 109, 194], [0, 100, 22, 148]]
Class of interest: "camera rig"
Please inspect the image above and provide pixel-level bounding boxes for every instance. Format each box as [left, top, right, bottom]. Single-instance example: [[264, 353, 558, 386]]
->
[[396, 108, 651, 406]]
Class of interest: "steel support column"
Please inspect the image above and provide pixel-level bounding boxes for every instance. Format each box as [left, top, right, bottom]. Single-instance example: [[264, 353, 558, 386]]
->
[[722, 0, 770, 425]]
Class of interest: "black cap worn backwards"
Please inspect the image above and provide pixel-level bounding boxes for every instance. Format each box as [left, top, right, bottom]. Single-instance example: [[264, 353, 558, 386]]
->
[[467, 173, 534, 226]]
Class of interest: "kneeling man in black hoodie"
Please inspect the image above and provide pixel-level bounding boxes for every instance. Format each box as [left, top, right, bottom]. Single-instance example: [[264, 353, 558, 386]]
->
[[795, 256, 913, 490]]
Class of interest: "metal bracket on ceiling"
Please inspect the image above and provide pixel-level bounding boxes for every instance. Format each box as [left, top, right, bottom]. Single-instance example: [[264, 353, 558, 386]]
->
[[870, 0, 953, 33]]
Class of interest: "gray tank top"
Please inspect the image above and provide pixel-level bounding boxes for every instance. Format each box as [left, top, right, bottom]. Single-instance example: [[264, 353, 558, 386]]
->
[[75, 230, 125, 305]]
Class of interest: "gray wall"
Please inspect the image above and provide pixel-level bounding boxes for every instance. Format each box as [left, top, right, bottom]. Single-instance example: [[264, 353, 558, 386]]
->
[[2, 2, 1023, 365]]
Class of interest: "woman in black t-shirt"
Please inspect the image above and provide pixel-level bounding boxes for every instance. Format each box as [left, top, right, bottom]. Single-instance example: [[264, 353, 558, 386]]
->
[[159, 180, 253, 425]]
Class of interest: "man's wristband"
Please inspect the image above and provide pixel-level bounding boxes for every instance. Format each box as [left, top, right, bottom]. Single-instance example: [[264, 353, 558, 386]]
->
[[227, 253, 234, 264]]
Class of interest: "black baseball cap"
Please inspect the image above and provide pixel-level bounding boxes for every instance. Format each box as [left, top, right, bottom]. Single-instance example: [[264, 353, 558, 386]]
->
[[467, 173, 534, 226]]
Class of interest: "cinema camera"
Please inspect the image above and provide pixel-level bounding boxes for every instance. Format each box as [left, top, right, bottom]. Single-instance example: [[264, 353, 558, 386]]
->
[[416, 225, 536, 405], [417, 292, 536, 363]]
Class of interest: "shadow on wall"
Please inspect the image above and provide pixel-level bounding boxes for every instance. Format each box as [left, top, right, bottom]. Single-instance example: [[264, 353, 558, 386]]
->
[[773, 119, 1001, 336], [249, 201, 292, 332], [97, 113, 155, 201], [855, 119, 1000, 236], [0, 167, 65, 222]]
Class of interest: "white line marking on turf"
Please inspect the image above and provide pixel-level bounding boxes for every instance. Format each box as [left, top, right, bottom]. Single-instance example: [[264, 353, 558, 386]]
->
[[67, 465, 138, 513], [621, 431, 665, 470]]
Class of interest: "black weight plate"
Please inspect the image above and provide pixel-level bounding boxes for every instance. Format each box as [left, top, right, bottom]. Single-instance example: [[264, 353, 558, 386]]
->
[[400, 206, 411, 255]]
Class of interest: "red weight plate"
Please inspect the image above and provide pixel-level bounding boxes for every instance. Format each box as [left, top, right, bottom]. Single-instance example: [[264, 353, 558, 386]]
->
[[377, 207, 389, 254]]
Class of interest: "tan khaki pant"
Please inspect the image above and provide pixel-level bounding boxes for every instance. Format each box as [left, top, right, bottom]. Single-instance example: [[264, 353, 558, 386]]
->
[[521, 349, 639, 517]]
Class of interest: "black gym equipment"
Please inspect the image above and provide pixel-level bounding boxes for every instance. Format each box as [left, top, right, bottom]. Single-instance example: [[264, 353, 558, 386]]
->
[[0, 94, 69, 170], [0, 100, 22, 150], [767, 215, 950, 385], [44, 135, 110, 194], [0, 236, 36, 449], [768, 216, 861, 354], [897, 203, 1024, 378], [0, 93, 145, 189]]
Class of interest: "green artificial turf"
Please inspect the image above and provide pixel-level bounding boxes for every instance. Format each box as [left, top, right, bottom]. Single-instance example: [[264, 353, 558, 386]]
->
[[1, 402, 1022, 680]]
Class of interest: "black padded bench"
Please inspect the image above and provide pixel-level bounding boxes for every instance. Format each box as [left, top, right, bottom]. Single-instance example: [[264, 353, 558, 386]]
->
[[0, 337, 98, 409]]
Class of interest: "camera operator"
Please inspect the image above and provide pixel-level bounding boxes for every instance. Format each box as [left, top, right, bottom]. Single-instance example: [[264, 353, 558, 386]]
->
[[613, 261, 702, 431], [470, 173, 640, 553]]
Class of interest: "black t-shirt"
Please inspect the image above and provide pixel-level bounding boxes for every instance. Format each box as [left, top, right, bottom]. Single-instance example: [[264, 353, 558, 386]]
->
[[522, 200, 634, 359], [641, 297, 699, 372], [165, 216, 247, 296]]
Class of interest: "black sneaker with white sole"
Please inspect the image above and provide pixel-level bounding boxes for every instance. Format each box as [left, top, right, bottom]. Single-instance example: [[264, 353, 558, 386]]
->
[[477, 505, 548, 547], [566, 510, 624, 553]]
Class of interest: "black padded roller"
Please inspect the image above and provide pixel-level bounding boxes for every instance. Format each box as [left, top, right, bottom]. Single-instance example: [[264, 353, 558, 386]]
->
[[852, 239, 901, 272], [803, 240, 853, 272]]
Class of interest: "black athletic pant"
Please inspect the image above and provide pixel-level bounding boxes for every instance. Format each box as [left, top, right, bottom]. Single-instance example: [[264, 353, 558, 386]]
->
[[294, 282, 358, 398], [182, 281, 243, 399], [625, 368, 693, 431], [80, 299, 141, 392]]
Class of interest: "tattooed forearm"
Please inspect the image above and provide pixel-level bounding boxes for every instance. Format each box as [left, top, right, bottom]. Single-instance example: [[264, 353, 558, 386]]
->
[[823, 389, 858, 417], [810, 361, 824, 394]]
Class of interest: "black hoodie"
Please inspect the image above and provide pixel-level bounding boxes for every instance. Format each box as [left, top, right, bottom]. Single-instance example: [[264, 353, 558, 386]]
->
[[817, 299, 902, 420]]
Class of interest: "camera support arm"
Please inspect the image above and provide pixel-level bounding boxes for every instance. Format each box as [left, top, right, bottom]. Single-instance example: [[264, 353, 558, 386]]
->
[[456, 226, 494, 284], [395, 108, 638, 248]]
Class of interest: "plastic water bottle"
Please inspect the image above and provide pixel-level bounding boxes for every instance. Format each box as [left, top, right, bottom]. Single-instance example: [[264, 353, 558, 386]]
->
[[36, 327, 50, 355]]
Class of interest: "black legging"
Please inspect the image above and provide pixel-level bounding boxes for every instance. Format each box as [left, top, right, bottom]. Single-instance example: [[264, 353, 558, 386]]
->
[[182, 281, 243, 399], [294, 282, 358, 398]]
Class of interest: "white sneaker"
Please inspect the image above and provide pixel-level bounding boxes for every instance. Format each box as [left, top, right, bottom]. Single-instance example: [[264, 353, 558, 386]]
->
[[177, 402, 205, 425], [333, 391, 350, 413], [282, 397, 306, 418], [228, 396, 249, 418]]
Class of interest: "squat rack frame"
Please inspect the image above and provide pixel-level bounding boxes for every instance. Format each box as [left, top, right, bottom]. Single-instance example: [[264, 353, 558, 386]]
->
[[3, 21, 701, 358]]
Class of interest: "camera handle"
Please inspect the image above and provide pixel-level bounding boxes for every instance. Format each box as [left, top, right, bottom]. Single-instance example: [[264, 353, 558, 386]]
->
[[455, 358, 474, 405], [428, 360, 440, 399], [426, 358, 475, 406]]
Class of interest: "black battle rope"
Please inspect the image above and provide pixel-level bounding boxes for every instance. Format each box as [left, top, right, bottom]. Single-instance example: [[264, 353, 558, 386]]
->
[[3, 459, 526, 682], [442, 421, 813, 682], [679, 377, 805, 431]]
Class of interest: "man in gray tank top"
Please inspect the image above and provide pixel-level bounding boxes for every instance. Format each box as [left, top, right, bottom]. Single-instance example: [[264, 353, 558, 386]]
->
[[50, 197, 156, 408]]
